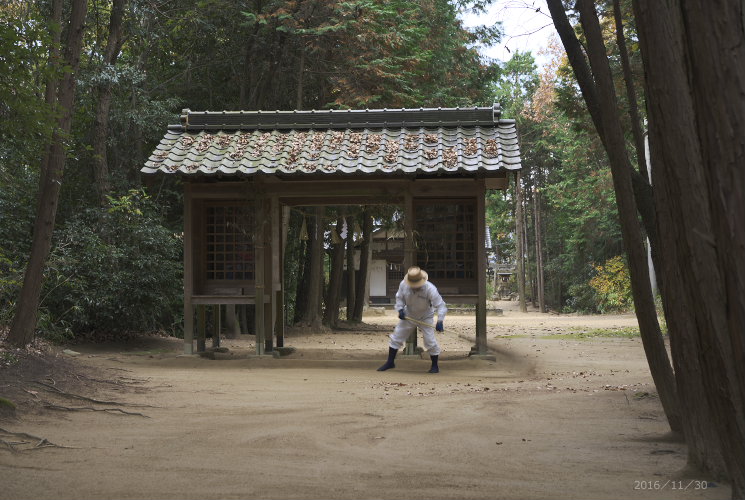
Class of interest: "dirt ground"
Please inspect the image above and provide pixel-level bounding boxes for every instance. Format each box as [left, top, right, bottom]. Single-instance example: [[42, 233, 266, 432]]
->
[[0, 301, 732, 500]]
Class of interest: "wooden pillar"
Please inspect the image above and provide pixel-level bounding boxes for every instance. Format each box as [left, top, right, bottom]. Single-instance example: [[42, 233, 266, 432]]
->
[[254, 196, 265, 356], [403, 188, 417, 355], [224, 305, 240, 338], [211, 305, 220, 348], [183, 184, 195, 354], [197, 305, 206, 352], [274, 197, 285, 348], [263, 197, 274, 353], [475, 179, 488, 355]]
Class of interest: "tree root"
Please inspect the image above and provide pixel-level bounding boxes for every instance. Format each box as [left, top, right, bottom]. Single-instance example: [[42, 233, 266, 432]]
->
[[32, 380, 155, 408], [42, 403, 149, 418], [0, 427, 75, 452], [73, 373, 150, 386]]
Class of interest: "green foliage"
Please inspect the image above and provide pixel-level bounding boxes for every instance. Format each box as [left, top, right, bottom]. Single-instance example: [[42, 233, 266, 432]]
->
[[2, 0, 503, 342], [589, 255, 634, 313], [39, 190, 183, 337], [491, 50, 539, 118], [0, 8, 59, 164], [140, 0, 497, 111], [0, 396, 16, 410], [487, 44, 628, 313], [486, 189, 515, 263]]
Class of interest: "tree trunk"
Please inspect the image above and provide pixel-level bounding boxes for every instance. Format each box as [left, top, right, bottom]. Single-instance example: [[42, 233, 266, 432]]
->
[[8, 0, 88, 347], [295, 46, 305, 110], [37, 0, 63, 183], [352, 209, 372, 321], [293, 237, 310, 324], [634, 1, 745, 493], [546, 0, 682, 435], [301, 207, 323, 328], [323, 216, 345, 327], [92, 0, 127, 205], [533, 187, 546, 313], [525, 187, 536, 308], [545, 0, 659, 258], [345, 215, 356, 320], [576, 0, 682, 433], [515, 171, 527, 312], [612, 0, 667, 306], [612, 0, 647, 182]]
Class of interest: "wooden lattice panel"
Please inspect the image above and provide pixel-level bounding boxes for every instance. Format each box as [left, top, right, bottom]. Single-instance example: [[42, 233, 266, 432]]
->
[[387, 263, 405, 281], [414, 199, 477, 280], [205, 203, 254, 281]]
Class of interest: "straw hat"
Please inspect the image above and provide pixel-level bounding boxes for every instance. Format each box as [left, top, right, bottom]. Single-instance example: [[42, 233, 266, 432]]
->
[[404, 266, 428, 288]]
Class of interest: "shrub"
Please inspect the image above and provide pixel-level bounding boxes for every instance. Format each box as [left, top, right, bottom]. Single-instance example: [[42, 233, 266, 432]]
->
[[588, 255, 633, 313], [40, 190, 183, 337]]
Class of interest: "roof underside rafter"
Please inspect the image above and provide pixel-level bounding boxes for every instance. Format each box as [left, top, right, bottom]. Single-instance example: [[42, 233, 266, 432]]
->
[[142, 106, 522, 177]]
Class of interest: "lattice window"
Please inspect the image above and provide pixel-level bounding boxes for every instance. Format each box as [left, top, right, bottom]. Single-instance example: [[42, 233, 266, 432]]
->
[[205, 203, 254, 281], [414, 199, 476, 280], [387, 262, 405, 281]]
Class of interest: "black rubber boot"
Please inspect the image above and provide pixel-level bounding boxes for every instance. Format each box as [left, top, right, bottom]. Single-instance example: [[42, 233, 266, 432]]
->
[[377, 347, 398, 371], [428, 354, 439, 373]]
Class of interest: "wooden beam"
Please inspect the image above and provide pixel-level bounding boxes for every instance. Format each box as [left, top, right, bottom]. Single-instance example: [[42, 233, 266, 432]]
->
[[410, 179, 482, 197], [280, 196, 402, 206], [185, 176, 509, 202], [190, 295, 268, 305], [188, 182, 255, 199], [485, 176, 509, 190]]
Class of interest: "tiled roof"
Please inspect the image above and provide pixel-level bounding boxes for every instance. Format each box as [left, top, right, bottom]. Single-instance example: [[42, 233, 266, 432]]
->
[[142, 107, 521, 176]]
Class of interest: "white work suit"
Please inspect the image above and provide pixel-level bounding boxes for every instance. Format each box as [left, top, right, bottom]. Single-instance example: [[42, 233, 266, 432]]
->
[[388, 280, 447, 355]]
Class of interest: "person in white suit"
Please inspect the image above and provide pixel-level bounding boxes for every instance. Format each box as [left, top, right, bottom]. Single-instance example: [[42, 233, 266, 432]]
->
[[377, 266, 447, 373]]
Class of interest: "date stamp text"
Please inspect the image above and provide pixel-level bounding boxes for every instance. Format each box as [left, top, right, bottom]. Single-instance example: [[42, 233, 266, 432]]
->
[[633, 480, 709, 491]]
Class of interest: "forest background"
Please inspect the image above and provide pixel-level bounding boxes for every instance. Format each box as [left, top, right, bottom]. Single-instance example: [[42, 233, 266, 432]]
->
[[0, 0, 631, 342]]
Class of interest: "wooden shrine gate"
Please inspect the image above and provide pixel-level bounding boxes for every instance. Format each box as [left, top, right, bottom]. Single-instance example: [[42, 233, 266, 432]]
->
[[143, 106, 521, 356]]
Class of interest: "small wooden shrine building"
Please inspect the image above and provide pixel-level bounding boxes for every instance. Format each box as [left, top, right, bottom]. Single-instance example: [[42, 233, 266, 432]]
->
[[143, 106, 521, 356]]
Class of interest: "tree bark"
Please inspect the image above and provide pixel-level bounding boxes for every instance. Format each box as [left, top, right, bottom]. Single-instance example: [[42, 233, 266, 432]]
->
[[239, 0, 262, 109], [546, 0, 659, 253], [92, 0, 127, 205], [345, 215, 356, 320], [634, 1, 745, 493], [612, 0, 647, 182], [38, 0, 63, 183], [293, 237, 310, 324], [295, 46, 305, 110], [8, 0, 88, 347], [611, 0, 666, 295], [352, 209, 373, 321], [515, 171, 527, 312], [555, 0, 683, 434], [525, 186, 536, 308], [300, 207, 323, 329], [323, 216, 345, 327], [533, 187, 546, 313]]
